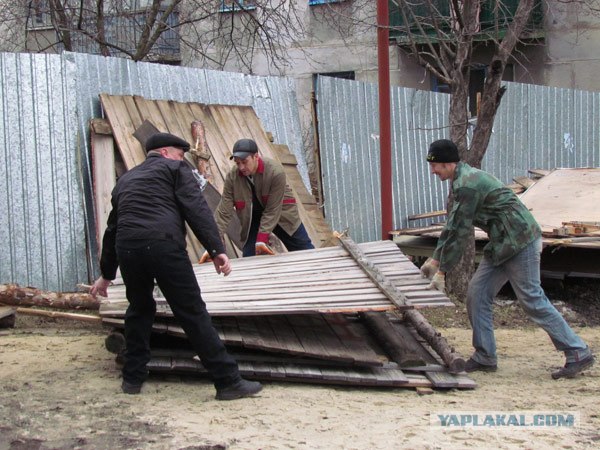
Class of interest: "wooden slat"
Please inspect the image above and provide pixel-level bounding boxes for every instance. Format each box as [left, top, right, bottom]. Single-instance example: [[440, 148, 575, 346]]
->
[[90, 128, 116, 247]]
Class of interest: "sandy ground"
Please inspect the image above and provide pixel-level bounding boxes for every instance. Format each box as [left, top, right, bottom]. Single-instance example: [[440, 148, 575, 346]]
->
[[0, 315, 599, 450]]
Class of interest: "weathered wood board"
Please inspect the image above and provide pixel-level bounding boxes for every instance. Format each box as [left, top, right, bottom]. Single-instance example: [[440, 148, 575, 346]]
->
[[98, 94, 334, 261], [99, 240, 454, 317]]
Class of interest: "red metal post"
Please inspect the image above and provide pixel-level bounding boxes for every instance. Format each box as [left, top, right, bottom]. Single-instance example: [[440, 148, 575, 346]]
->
[[377, 0, 393, 240]]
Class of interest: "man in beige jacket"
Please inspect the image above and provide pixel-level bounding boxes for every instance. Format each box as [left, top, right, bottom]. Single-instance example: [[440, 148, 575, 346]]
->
[[207, 138, 314, 257]]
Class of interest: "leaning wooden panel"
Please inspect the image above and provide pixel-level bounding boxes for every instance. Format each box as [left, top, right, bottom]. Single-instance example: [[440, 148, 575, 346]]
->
[[90, 122, 116, 247]]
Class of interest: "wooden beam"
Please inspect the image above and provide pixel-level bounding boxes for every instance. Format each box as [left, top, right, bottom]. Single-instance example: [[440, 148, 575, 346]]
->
[[513, 176, 535, 189], [408, 210, 447, 221], [336, 234, 413, 310]]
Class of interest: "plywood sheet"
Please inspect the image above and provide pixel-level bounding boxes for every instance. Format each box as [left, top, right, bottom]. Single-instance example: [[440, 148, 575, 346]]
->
[[519, 168, 600, 233]]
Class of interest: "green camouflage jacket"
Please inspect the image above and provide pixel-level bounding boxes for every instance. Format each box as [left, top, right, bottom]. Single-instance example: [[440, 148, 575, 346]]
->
[[433, 162, 541, 272]]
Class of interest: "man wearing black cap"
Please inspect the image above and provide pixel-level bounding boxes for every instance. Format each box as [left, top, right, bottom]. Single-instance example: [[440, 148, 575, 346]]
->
[[422, 139, 593, 379], [90, 132, 263, 400], [207, 138, 314, 258]]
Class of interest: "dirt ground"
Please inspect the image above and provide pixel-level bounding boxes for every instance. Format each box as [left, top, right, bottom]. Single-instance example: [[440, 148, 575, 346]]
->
[[1, 279, 599, 450]]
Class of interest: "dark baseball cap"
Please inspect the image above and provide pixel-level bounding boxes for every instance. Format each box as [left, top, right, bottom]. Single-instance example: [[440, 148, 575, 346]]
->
[[230, 138, 258, 160]]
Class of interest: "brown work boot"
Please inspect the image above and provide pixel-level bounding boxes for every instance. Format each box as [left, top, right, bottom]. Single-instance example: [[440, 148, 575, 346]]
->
[[551, 354, 595, 380], [215, 379, 263, 401]]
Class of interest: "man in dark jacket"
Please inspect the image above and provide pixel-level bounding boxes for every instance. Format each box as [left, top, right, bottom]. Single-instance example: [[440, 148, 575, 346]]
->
[[90, 132, 262, 400], [422, 139, 594, 379]]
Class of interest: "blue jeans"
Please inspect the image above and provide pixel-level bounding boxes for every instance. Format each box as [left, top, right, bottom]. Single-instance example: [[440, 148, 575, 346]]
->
[[467, 237, 590, 365]]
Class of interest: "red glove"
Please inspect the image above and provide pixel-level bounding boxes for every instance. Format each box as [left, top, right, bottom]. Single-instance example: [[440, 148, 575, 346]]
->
[[255, 242, 275, 256]]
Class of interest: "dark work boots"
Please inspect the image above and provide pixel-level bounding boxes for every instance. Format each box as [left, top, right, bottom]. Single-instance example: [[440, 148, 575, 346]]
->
[[552, 354, 595, 380], [464, 358, 498, 373], [121, 380, 143, 394], [215, 379, 263, 401]]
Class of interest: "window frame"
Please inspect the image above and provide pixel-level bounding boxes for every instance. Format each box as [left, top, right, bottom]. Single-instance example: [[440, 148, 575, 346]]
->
[[220, 0, 257, 13]]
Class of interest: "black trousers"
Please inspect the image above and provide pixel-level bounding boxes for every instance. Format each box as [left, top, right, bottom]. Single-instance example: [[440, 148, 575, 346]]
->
[[116, 240, 240, 388]]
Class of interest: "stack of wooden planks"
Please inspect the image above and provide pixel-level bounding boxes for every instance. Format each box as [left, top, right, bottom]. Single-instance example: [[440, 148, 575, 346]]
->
[[99, 239, 474, 390], [102, 312, 474, 390]]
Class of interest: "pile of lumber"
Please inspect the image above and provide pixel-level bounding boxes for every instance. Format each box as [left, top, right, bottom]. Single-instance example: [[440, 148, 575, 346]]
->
[[99, 238, 474, 391], [103, 311, 475, 391]]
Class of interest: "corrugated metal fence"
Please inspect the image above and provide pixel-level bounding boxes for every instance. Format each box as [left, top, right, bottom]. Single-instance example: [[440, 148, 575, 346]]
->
[[316, 76, 600, 243], [0, 52, 305, 291], [1, 51, 598, 291]]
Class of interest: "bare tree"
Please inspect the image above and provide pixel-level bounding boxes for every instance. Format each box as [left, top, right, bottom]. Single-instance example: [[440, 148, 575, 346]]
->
[[0, 0, 307, 70]]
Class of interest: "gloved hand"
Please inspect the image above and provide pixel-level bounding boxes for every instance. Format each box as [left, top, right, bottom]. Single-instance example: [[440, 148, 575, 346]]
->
[[420, 257, 439, 280], [255, 242, 275, 256], [427, 272, 446, 292], [198, 251, 212, 264]]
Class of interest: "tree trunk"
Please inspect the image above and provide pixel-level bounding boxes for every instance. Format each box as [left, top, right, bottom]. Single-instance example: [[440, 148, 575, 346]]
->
[[16, 307, 101, 323], [403, 309, 465, 374], [0, 284, 100, 311]]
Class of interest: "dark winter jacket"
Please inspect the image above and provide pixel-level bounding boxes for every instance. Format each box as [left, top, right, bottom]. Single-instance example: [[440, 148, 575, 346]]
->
[[100, 152, 224, 279]]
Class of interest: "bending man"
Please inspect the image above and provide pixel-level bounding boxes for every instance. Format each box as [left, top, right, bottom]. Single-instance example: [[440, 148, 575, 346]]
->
[[422, 139, 594, 379], [90, 132, 262, 400], [211, 138, 314, 257]]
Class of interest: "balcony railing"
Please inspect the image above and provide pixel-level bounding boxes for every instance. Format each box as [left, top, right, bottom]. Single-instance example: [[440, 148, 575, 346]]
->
[[389, 0, 544, 41], [70, 10, 181, 61]]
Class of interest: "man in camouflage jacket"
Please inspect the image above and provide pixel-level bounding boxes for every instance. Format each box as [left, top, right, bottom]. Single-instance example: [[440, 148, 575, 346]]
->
[[421, 139, 593, 379]]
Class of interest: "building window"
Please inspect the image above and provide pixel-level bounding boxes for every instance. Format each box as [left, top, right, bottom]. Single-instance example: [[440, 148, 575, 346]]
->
[[220, 0, 257, 13], [317, 71, 355, 80], [309, 0, 346, 5], [28, 0, 52, 28], [313, 71, 355, 93]]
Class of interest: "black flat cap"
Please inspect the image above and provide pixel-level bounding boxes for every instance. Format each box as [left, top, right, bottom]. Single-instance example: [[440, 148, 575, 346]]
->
[[145, 132, 190, 152], [426, 139, 460, 163], [230, 138, 258, 160]]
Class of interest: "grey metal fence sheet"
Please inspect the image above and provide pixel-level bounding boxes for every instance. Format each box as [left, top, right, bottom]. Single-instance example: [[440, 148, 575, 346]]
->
[[0, 53, 87, 292], [317, 76, 600, 244]]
